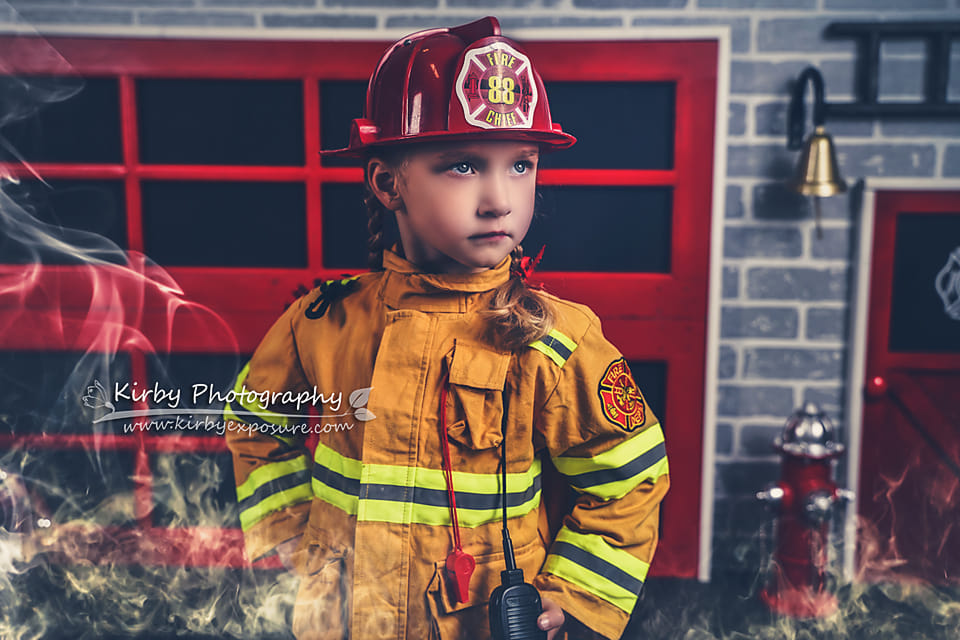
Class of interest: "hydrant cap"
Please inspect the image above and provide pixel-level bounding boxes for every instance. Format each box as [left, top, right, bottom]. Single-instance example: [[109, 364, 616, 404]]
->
[[775, 402, 844, 459]]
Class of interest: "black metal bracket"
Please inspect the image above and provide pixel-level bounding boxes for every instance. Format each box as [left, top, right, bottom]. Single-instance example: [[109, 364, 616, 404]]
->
[[822, 21, 960, 118]]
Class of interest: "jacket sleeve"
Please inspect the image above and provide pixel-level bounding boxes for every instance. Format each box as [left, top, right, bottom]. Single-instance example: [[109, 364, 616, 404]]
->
[[225, 298, 314, 561], [531, 318, 670, 640]]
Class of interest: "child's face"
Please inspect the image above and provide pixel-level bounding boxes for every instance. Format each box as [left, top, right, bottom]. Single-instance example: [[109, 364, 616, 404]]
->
[[386, 140, 539, 273]]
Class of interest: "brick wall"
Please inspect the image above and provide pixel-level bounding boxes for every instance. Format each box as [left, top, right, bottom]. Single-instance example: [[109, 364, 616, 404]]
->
[[4, 0, 960, 579]]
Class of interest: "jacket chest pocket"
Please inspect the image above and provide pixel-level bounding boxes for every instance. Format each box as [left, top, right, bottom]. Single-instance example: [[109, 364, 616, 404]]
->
[[445, 341, 512, 451]]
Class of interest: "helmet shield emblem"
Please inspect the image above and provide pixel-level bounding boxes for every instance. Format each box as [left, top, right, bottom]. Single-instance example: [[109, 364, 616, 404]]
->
[[455, 41, 538, 130]]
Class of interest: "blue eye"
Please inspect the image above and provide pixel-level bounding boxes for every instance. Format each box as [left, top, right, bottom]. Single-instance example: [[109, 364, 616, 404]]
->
[[514, 160, 534, 174], [450, 162, 473, 174]]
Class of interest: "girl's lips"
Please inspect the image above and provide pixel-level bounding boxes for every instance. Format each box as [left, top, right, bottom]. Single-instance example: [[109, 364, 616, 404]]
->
[[470, 231, 510, 239]]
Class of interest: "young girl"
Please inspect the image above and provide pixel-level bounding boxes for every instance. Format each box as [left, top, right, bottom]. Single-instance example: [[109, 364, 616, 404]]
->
[[225, 17, 669, 640]]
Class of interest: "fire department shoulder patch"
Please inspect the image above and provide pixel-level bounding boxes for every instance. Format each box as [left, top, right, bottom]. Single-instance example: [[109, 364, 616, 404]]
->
[[455, 41, 538, 131], [597, 358, 646, 432]]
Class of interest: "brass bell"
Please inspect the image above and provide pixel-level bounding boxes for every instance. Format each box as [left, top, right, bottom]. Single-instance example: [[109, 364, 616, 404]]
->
[[792, 125, 847, 197]]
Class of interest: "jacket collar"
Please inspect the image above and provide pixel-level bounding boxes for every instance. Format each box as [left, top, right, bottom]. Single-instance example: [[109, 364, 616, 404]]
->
[[379, 248, 511, 312]]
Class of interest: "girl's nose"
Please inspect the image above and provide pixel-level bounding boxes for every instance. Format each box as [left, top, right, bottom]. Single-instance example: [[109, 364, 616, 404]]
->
[[480, 174, 511, 217]]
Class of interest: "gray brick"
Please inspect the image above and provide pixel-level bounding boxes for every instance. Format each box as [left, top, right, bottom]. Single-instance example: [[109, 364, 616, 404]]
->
[[574, 0, 687, 6], [802, 386, 844, 423], [878, 58, 927, 100], [727, 145, 794, 179], [807, 307, 847, 341], [880, 40, 926, 57], [731, 60, 852, 97], [881, 120, 960, 138], [724, 226, 802, 259], [838, 144, 936, 177], [139, 11, 255, 26], [723, 266, 739, 298], [811, 227, 850, 260], [721, 306, 798, 339], [945, 146, 960, 177], [715, 423, 734, 455], [755, 101, 873, 137], [264, 12, 374, 27], [725, 185, 744, 219], [14, 8, 133, 23], [715, 461, 780, 496], [700, 0, 812, 6], [718, 384, 794, 417], [746, 266, 848, 301], [752, 183, 809, 220], [743, 347, 844, 380], [719, 345, 737, 379], [825, 0, 946, 8], [728, 102, 746, 136], [203, 0, 314, 6], [497, 15, 623, 28], [449, 0, 563, 5], [740, 424, 783, 457], [79, 0, 193, 6], [630, 16, 750, 53], [327, 0, 435, 6], [753, 184, 851, 222], [757, 17, 856, 54]]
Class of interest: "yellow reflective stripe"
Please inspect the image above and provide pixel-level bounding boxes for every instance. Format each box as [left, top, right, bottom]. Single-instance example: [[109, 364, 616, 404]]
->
[[313, 441, 363, 479], [236, 455, 312, 531], [311, 477, 359, 516], [357, 494, 540, 527], [236, 455, 310, 501], [232, 362, 290, 429], [239, 484, 313, 531], [310, 443, 542, 526], [528, 329, 578, 367], [314, 441, 540, 493], [543, 528, 650, 613], [552, 423, 667, 500]]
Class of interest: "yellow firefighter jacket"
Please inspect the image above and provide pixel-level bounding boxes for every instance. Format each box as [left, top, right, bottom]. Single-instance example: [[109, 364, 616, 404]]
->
[[225, 249, 669, 640]]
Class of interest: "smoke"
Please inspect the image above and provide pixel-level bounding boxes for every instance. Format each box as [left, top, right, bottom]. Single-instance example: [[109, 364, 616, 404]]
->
[[0, 21, 298, 640]]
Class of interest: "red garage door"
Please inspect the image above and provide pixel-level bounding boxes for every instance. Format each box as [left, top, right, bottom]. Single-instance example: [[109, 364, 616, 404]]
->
[[0, 35, 716, 580]]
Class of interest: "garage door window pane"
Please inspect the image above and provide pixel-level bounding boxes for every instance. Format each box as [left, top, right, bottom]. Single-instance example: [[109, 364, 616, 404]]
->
[[525, 186, 672, 273], [142, 181, 306, 267], [138, 79, 304, 166]]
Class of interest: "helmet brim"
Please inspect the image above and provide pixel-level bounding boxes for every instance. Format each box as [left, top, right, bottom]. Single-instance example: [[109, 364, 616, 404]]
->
[[321, 128, 576, 159]]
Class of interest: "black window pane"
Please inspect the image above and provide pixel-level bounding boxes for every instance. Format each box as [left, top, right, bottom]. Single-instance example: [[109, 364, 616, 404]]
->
[[889, 212, 960, 352], [543, 82, 674, 170], [0, 76, 121, 164], [1, 179, 127, 264], [13, 449, 135, 524], [525, 186, 671, 272], [151, 452, 239, 528], [320, 80, 367, 167], [627, 360, 667, 425], [322, 182, 399, 269], [142, 181, 306, 267], [138, 79, 304, 166], [0, 351, 132, 436]]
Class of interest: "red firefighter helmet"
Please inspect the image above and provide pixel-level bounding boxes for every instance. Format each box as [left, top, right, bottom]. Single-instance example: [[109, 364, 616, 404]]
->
[[323, 16, 576, 157]]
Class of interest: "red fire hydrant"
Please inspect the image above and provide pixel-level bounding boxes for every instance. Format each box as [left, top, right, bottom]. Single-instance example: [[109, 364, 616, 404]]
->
[[756, 403, 854, 617]]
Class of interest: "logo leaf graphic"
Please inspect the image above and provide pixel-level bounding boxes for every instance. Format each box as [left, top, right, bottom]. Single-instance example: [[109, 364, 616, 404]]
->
[[349, 387, 373, 409], [353, 408, 376, 422]]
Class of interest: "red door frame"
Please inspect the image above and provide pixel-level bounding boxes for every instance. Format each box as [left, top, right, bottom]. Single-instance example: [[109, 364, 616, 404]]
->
[[0, 36, 716, 578]]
